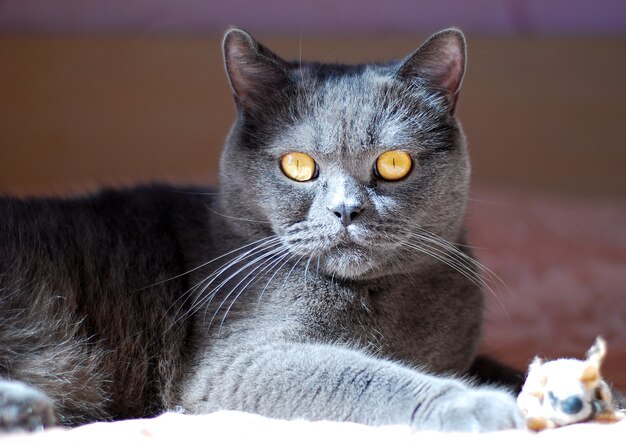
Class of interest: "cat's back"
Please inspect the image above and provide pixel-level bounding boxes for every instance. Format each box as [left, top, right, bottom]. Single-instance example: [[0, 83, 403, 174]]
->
[[0, 185, 213, 423], [0, 185, 212, 300]]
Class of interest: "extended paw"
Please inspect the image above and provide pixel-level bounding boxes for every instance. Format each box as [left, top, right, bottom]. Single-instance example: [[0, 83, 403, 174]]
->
[[0, 380, 56, 432], [436, 387, 523, 432]]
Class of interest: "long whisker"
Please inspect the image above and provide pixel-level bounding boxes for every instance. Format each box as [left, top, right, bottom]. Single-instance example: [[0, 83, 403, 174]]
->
[[143, 235, 279, 292], [204, 204, 272, 225], [282, 254, 304, 287], [196, 244, 289, 327], [406, 230, 512, 307], [188, 238, 282, 306], [315, 254, 321, 279], [216, 250, 293, 335], [209, 247, 290, 333], [166, 239, 281, 327], [402, 233, 511, 323], [402, 240, 483, 287], [255, 251, 296, 310], [303, 254, 314, 289], [168, 237, 283, 326], [410, 228, 509, 292]]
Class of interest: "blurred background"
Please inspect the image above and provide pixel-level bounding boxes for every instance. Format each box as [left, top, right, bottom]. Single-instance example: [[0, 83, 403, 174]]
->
[[0, 1, 625, 386], [1, 0, 625, 196]]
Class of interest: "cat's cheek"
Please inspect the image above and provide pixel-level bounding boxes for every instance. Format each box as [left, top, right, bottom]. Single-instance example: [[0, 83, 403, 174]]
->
[[367, 192, 399, 219], [266, 179, 318, 227]]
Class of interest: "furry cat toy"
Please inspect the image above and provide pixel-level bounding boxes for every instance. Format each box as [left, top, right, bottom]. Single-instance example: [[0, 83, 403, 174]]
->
[[518, 337, 624, 431]]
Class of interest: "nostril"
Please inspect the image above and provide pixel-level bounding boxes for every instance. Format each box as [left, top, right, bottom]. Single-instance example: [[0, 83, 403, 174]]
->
[[328, 204, 364, 227], [560, 396, 584, 414]]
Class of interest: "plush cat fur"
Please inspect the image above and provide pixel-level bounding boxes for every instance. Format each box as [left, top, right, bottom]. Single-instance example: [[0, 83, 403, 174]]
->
[[0, 28, 525, 432]]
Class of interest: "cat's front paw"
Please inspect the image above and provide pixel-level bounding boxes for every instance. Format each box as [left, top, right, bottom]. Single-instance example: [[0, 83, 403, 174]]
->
[[430, 387, 523, 432], [0, 380, 56, 432]]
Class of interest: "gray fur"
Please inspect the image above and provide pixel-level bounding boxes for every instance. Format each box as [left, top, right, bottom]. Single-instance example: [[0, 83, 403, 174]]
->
[[0, 29, 523, 431]]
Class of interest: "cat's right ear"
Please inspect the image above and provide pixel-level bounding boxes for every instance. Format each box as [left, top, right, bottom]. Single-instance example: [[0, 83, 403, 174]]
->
[[223, 28, 291, 113]]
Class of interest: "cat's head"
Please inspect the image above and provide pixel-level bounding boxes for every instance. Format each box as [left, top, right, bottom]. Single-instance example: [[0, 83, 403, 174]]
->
[[218, 28, 470, 280]]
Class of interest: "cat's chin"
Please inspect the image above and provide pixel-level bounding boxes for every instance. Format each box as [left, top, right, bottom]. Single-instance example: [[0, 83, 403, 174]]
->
[[321, 257, 371, 279], [318, 245, 381, 280]]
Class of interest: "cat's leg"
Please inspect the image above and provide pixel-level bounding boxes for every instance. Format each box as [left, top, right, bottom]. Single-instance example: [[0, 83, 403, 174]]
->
[[0, 379, 56, 432], [0, 316, 113, 429], [183, 340, 523, 431]]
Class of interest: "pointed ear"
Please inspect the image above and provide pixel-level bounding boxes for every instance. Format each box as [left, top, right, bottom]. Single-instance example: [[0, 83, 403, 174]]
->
[[222, 28, 291, 112], [524, 357, 547, 398], [396, 28, 466, 114], [529, 356, 544, 372], [581, 337, 606, 386], [527, 356, 546, 385], [586, 336, 607, 365]]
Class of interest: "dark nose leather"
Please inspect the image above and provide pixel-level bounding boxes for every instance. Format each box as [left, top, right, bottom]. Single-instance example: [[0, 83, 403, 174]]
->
[[328, 203, 364, 227]]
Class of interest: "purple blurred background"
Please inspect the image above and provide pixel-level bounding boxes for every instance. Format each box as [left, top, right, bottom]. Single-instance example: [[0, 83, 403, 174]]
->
[[0, 0, 624, 35]]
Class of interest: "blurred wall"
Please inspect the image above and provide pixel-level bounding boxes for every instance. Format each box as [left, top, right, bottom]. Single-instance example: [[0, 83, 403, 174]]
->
[[0, 1, 625, 197], [1, 0, 624, 35]]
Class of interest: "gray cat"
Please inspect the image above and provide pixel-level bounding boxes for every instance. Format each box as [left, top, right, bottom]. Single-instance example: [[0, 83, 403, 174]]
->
[[0, 28, 525, 432]]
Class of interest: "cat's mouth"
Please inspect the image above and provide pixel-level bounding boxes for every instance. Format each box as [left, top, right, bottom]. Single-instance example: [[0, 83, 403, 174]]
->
[[321, 226, 372, 253], [281, 223, 388, 278], [319, 243, 377, 278], [309, 228, 383, 278]]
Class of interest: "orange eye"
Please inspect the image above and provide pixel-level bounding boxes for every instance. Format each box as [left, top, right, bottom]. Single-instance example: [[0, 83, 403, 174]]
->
[[375, 150, 413, 181], [280, 152, 318, 182]]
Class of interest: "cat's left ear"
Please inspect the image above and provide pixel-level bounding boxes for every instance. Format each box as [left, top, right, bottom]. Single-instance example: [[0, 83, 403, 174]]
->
[[396, 29, 466, 114], [223, 28, 292, 113]]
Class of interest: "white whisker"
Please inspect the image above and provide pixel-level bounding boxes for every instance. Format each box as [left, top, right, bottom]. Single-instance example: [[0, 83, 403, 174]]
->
[[255, 252, 296, 310], [214, 249, 291, 335], [168, 237, 283, 327], [403, 231, 511, 323], [198, 245, 289, 327], [204, 204, 272, 225], [142, 235, 279, 292]]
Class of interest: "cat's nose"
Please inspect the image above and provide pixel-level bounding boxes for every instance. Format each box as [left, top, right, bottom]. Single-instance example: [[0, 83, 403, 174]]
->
[[328, 203, 364, 227]]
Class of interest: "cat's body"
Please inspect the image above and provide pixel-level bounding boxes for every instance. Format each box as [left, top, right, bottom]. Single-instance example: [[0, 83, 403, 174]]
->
[[0, 29, 525, 432], [0, 186, 211, 424]]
